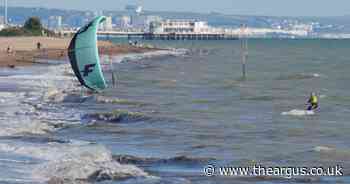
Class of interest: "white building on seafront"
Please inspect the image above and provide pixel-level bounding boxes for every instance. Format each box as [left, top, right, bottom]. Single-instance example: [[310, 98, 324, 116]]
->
[[148, 19, 310, 38], [150, 19, 212, 34]]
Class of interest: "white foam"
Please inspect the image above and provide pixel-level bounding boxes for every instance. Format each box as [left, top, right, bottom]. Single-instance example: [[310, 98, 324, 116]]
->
[[0, 143, 110, 162], [34, 159, 147, 182], [0, 142, 147, 182], [281, 109, 315, 116], [0, 64, 81, 136], [114, 49, 188, 63], [313, 146, 335, 153], [0, 49, 183, 182], [0, 119, 55, 136]]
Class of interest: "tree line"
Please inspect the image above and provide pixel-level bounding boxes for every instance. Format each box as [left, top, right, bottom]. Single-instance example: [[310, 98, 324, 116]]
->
[[0, 17, 55, 37]]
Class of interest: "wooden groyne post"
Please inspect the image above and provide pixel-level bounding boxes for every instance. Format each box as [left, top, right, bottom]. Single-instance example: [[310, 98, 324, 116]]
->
[[240, 24, 248, 79]]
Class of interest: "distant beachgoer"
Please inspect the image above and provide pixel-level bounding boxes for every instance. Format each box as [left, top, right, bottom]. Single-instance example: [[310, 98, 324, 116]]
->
[[37, 42, 42, 50], [307, 92, 318, 111], [6, 46, 12, 54], [8, 64, 15, 69]]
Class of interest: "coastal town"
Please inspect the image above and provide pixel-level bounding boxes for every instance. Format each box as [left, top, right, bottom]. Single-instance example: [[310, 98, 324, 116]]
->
[[45, 5, 335, 39], [0, 3, 348, 39]]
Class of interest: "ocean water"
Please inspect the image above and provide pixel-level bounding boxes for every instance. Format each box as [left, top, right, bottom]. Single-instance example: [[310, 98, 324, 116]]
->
[[0, 39, 350, 183]]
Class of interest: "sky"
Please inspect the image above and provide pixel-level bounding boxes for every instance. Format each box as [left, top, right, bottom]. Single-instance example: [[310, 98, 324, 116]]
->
[[5, 0, 350, 17]]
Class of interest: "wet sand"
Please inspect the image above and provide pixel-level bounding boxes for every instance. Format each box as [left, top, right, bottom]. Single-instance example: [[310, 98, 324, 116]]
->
[[0, 36, 159, 67]]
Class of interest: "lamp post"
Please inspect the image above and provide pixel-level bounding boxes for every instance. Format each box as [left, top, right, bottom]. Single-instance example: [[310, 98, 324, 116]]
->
[[4, 0, 7, 25]]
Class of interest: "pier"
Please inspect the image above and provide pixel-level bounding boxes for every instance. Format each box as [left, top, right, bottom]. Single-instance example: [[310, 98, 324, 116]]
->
[[56, 19, 241, 40], [57, 30, 238, 40], [143, 33, 238, 40]]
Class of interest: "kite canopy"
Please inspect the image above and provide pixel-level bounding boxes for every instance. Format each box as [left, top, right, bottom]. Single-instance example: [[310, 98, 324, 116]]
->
[[68, 16, 107, 91]]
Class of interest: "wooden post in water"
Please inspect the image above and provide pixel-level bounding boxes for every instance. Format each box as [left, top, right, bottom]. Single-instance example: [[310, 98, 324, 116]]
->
[[240, 24, 248, 79], [108, 48, 117, 88]]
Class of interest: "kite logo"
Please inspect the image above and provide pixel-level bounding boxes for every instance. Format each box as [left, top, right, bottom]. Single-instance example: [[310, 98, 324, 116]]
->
[[82, 64, 96, 77]]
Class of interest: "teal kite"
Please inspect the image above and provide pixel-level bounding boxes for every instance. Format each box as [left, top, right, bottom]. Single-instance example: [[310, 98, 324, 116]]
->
[[68, 16, 107, 91]]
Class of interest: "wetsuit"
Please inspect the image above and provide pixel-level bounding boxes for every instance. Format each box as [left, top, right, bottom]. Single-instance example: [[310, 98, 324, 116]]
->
[[307, 95, 318, 111]]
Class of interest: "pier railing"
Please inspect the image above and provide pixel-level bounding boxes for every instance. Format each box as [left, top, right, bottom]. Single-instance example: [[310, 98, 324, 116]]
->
[[56, 30, 239, 40]]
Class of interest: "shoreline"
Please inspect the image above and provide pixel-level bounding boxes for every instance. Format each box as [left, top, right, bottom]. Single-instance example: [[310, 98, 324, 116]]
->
[[0, 46, 187, 183], [0, 36, 160, 67]]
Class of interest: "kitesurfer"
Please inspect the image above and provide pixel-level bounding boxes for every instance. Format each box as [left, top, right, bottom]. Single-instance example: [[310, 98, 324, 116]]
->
[[307, 92, 318, 111]]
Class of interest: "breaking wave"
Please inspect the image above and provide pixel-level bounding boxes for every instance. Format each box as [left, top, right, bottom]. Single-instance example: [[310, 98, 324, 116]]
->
[[0, 142, 147, 183], [0, 118, 56, 136], [0, 50, 181, 183], [113, 154, 215, 166], [82, 110, 151, 124], [105, 49, 188, 63], [87, 96, 150, 107]]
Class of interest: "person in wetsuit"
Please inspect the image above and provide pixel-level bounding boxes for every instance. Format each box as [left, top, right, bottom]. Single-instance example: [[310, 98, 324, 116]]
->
[[307, 92, 318, 111]]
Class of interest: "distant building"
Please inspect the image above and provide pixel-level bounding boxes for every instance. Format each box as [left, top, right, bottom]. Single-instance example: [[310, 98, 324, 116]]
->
[[194, 21, 210, 33], [48, 16, 63, 30], [93, 11, 103, 17], [143, 16, 162, 32], [150, 19, 210, 34], [292, 24, 313, 33], [145, 16, 162, 25], [119, 16, 131, 28], [0, 16, 5, 25], [102, 16, 113, 30], [125, 4, 143, 15], [0, 16, 5, 28], [125, 4, 145, 29], [135, 6, 143, 15], [131, 15, 147, 29], [57, 16, 62, 29]]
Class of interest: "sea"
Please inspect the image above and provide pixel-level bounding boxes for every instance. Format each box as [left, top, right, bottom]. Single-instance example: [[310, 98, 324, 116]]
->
[[0, 38, 349, 184]]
